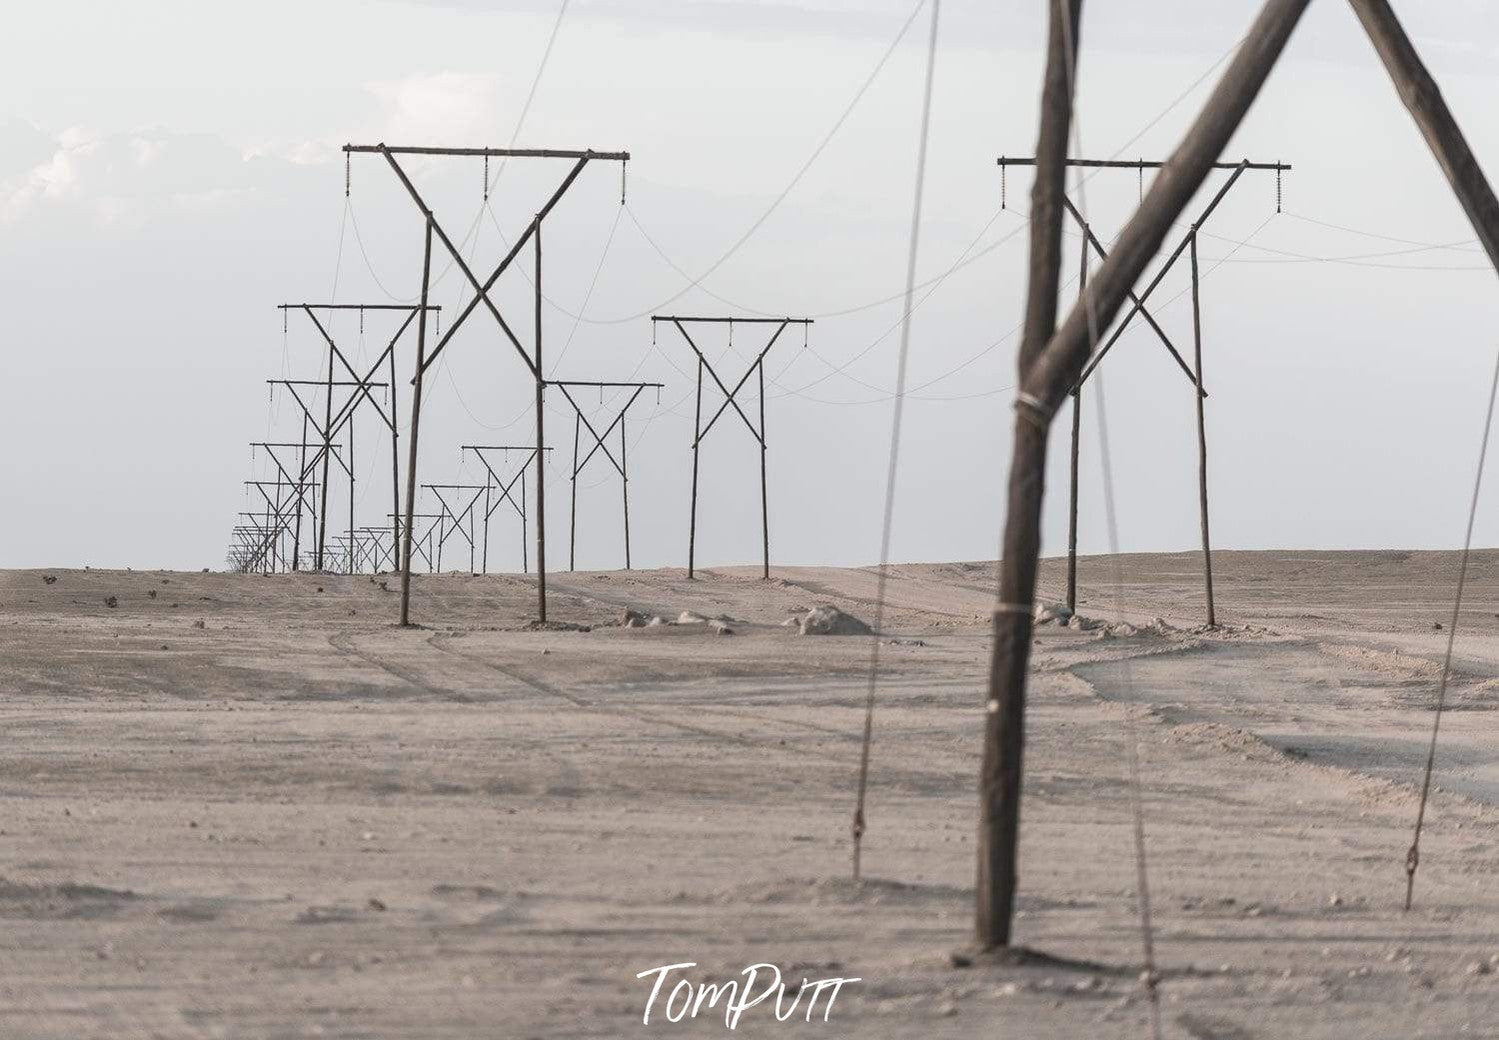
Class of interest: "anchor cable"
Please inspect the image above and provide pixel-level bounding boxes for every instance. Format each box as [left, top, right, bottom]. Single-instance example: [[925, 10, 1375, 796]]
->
[[1057, 1, 1161, 1033], [1405, 342, 1499, 910], [851, 0, 941, 881]]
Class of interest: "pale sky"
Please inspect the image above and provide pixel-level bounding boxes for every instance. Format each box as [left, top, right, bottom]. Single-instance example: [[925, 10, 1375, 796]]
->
[[5, 1, 1499, 571]]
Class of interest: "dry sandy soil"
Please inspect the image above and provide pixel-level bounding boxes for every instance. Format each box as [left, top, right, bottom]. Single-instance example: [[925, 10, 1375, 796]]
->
[[4, 551, 1499, 1038]]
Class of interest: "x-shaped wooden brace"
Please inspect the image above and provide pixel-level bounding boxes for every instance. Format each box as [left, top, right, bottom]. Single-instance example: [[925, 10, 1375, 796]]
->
[[271, 380, 380, 482], [252, 442, 329, 520], [673, 318, 784, 450], [379, 151, 574, 382], [355, 528, 398, 571], [396, 513, 445, 571], [1062, 196, 1200, 393], [424, 484, 489, 556], [465, 447, 542, 525], [1072, 161, 1252, 392], [464, 446, 545, 573], [293, 304, 414, 436], [554, 383, 654, 480]]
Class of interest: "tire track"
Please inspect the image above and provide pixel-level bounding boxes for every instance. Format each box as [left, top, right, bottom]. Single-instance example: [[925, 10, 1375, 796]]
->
[[426, 632, 844, 754], [325, 630, 477, 703]]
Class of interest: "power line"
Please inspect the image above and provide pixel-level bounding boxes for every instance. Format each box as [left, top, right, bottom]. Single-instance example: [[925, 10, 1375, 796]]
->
[[494, 0, 932, 327], [1283, 209, 1482, 252]]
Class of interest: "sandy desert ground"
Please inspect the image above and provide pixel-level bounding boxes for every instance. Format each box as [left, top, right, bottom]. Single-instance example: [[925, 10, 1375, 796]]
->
[[4, 550, 1499, 1038]]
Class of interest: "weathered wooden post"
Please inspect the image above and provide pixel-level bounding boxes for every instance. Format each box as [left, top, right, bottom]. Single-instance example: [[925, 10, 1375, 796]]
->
[[1066, 230, 1086, 614], [977, 0, 1081, 950], [534, 219, 548, 622], [398, 218, 434, 626], [978, 0, 1313, 953], [1188, 230, 1216, 626]]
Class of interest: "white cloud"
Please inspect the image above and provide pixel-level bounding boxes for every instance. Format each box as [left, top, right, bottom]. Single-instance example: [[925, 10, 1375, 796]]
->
[[365, 71, 504, 145], [0, 126, 270, 226], [0, 117, 55, 180]]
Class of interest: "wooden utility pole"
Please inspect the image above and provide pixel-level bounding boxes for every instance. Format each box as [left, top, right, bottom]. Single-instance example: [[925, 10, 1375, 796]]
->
[[1346, 0, 1499, 272], [1189, 230, 1216, 626], [534, 220, 548, 622], [979, 0, 1313, 952], [977, 0, 1081, 951], [1066, 233, 1086, 614], [399, 219, 434, 626], [317, 341, 334, 569]]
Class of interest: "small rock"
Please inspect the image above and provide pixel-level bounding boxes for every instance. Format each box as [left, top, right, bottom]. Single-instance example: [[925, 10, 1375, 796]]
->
[[708, 620, 733, 636], [192, 620, 205, 629], [677, 610, 709, 625], [1468, 960, 1492, 976], [797, 605, 873, 636], [1033, 602, 1073, 625], [367, 897, 387, 912], [104, 596, 118, 609], [41, 575, 57, 585], [148, 590, 157, 599], [1329, 893, 1343, 908]]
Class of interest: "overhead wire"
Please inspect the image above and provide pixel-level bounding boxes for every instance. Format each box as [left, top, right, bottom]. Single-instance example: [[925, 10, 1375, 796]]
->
[[480, 0, 931, 328], [485, 0, 572, 197], [1282, 209, 1481, 252], [615, 28, 1253, 402]]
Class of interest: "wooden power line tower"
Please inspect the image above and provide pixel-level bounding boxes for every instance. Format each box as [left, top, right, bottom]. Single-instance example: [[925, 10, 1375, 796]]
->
[[978, 0, 1499, 965], [652, 315, 812, 579], [343, 143, 629, 625], [997, 155, 1290, 626]]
